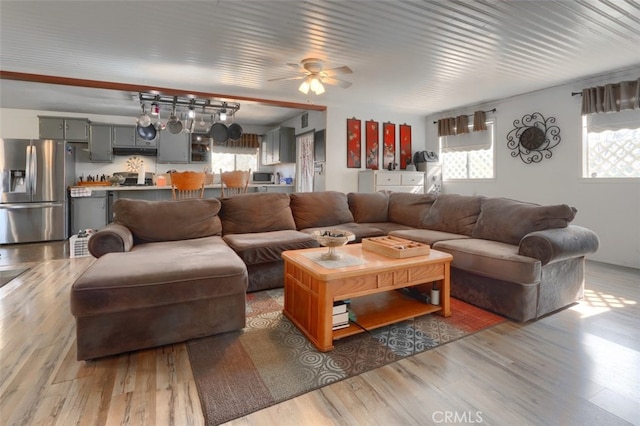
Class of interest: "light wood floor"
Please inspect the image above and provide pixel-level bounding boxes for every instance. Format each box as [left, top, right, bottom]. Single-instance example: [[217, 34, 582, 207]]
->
[[1, 242, 638, 425]]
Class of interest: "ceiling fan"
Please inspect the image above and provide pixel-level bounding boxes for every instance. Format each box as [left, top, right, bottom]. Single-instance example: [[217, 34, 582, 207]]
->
[[269, 58, 353, 95]]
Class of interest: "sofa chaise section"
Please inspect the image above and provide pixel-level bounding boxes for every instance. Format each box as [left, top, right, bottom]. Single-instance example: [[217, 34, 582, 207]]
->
[[72, 198, 248, 360]]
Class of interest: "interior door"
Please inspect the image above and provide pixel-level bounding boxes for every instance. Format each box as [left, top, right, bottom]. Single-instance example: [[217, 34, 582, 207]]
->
[[295, 131, 314, 192]]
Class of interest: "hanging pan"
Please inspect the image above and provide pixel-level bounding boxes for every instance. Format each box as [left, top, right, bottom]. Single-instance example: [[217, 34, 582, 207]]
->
[[228, 122, 243, 141], [136, 123, 157, 141], [210, 121, 229, 144], [166, 105, 183, 134]]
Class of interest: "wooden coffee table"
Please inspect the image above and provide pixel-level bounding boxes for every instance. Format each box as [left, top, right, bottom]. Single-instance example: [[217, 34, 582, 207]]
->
[[282, 243, 452, 352]]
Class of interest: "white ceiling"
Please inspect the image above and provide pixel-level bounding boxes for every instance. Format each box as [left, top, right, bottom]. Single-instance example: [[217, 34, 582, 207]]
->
[[1, 0, 639, 126]]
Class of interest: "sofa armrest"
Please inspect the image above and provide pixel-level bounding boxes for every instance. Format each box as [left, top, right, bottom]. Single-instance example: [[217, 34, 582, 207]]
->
[[519, 225, 599, 265], [87, 223, 134, 258]]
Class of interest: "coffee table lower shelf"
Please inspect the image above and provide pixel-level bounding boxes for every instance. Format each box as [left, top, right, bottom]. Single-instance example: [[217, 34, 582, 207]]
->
[[331, 291, 442, 340]]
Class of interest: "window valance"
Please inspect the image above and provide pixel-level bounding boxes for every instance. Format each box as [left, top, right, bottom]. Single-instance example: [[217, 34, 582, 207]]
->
[[581, 78, 640, 114], [211, 133, 260, 154], [437, 109, 493, 137]]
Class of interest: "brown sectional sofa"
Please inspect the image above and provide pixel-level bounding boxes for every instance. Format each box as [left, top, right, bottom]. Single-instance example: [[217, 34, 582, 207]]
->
[[71, 190, 599, 360]]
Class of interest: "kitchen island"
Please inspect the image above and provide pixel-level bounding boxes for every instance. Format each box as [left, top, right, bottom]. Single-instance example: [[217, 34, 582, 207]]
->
[[68, 183, 295, 234]]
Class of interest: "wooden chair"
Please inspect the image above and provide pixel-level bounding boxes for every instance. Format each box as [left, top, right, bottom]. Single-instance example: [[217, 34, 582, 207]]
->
[[170, 171, 206, 200], [220, 169, 251, 197]]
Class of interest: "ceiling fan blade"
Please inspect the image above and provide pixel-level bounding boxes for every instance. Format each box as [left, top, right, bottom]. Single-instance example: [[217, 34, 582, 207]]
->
[[321, 77, 352, 88], [286, 63, 306, 72], [268, 75, 307, 82], [321, 66, 353, 77]]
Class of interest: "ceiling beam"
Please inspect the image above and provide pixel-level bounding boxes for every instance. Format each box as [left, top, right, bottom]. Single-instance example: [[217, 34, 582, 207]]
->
[[0, 70, 326, 112]]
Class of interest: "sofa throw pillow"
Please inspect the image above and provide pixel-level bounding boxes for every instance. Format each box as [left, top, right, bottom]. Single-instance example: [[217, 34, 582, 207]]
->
[[348, 192, 389, 223], [387, 192, 438, 228], [219, 192, 296, 235], [471, 197, 577, 245], [113, 198, 222, 242], [290, 191, 354, 230], [421, 194, 484, 236]]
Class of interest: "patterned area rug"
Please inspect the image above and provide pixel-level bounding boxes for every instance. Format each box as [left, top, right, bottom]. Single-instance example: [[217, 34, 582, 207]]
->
[[187, 289, 506, 425]]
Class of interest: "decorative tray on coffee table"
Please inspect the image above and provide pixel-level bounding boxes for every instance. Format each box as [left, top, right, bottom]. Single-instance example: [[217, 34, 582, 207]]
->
[[362, 236, 430, 258]]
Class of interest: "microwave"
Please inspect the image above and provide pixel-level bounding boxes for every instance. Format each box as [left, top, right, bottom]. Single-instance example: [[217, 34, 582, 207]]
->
[[252, 171, 274, 184]]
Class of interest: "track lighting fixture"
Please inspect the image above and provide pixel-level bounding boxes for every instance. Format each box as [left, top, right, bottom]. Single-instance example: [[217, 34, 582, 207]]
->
[[151, 102, 160, 116]]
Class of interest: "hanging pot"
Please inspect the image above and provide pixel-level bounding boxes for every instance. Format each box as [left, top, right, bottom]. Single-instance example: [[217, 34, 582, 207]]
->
[[136, 123, 157, 141], [166, 105, 183, 134], [228, 123, 243, 141], [210, 122, 229, 143]]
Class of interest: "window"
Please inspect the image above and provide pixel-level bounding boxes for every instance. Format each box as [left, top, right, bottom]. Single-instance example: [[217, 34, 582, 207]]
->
[[439, 119, 495, 180], [211, 152, 258, 173], [582, 109, 640, 178]]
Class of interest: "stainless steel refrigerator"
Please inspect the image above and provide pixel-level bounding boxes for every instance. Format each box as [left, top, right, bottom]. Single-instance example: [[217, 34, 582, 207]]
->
[[1, 138, 74, 244]]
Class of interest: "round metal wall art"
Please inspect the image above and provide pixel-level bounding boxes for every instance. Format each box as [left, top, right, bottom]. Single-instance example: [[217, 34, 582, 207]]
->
[[506, 112, 561, 164]]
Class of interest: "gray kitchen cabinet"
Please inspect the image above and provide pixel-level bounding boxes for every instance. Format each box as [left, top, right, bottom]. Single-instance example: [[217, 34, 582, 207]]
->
[[39, 116, 89, 141], [112, 125, 136, 147], [263, 126, 295, 164], [88, 123, 114, 162], [190, 133, 211, 163], [69, 191, 108, 234], [158, 130, 189, 163]]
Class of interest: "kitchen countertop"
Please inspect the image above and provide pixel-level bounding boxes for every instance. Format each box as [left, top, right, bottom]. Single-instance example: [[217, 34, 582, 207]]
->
[[70, 183, 294, 191]]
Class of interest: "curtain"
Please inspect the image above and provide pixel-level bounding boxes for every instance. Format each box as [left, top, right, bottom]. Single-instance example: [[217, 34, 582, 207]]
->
[[455, 115, 469, 134], [581, 78, 640, 114], [473, 110, 487, 131], [226, 133, 260, 148], [438, 118, 456, 137], [441, 120, 493, 153]]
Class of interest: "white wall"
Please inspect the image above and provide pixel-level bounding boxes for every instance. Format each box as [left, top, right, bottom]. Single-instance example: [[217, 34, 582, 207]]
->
[[324, 107, 428, 194], [425, 68, 640, 269]]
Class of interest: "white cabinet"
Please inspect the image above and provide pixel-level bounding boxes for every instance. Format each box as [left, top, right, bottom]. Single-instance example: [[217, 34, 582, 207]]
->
[[358, 170, 426, 193]]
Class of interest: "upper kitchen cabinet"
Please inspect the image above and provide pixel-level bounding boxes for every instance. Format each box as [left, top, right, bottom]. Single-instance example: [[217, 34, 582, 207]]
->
[[112, 125, 136, 147], [262, 126, 295, 165], [190, 134, 211, 163], [112, 125, 159, 148], [88, 123, 114, 163], [157, 130, 189, 163], [39, 116, 89, 142]]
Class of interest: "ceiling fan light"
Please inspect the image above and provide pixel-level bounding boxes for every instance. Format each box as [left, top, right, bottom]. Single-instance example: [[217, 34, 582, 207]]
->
[[299, 80, 310, 94], [310, 77, 325, 95]]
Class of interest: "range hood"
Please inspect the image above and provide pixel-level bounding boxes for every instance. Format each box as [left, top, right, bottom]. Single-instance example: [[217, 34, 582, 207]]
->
[[113, 146, 157, 156]]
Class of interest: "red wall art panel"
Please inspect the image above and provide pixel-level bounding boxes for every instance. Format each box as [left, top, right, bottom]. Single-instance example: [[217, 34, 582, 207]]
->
[[399, 123, 412, 169], [346, 118, 362, 168], [365, 120, 379, 169], [383, 122, 396, 169]]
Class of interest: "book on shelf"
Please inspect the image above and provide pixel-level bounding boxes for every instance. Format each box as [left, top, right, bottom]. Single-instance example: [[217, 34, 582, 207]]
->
[[332, 321, 350, 330], [332, 311, 349, 326], [333, 300, 350, 315]]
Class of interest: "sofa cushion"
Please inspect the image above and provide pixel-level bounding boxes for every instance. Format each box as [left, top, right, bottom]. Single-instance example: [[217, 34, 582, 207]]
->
[[290, 191, 354, 230], [389, 229, 470, 245], [422, 194, 483, 236], [387, 192, 437, 227], [348, 192, 389, 223], [223, 230, 319, 265], [71, 236, 247, 316], [472, 197, 577, 245], [113, 198, 222, 243], [219, 192, 296, 235], [358, 222, 416, 235], [433, 238, 541, 284]]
